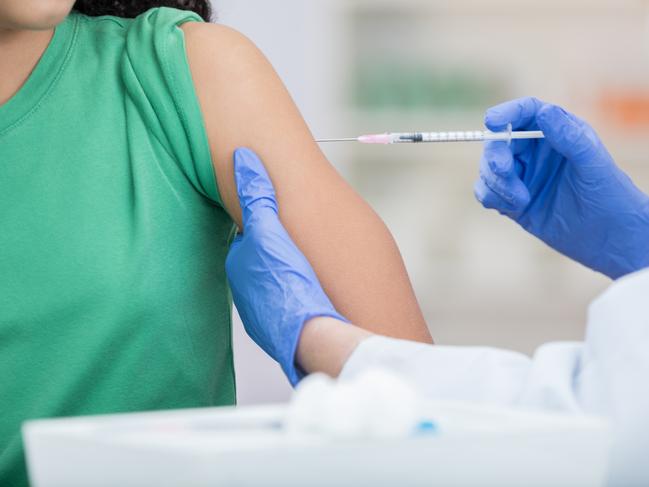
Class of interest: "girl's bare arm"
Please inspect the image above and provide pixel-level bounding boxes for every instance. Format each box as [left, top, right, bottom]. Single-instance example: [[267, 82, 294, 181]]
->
[[183, 23, 432, 343]]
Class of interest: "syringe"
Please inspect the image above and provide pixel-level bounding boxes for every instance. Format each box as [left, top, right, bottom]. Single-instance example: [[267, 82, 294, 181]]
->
[[317, 124, 544, 145]]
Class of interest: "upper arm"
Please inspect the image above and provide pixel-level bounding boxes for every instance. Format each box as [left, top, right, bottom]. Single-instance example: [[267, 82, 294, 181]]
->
[[182, 22, 432, 342]]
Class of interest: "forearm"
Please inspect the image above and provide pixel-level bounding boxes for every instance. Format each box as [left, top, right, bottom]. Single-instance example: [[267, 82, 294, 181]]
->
[[296, 317, 373, 378]]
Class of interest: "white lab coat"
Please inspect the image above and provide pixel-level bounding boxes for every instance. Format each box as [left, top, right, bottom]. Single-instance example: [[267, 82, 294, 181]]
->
[[340, 268, 649, 486]]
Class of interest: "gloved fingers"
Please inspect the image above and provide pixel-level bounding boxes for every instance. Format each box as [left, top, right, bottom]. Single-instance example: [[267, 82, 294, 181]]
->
[[484, 97, 545, 131], [484, 141, 516, 177], [225, 233, 244, 271], [479, 147, 531, 211], [473, 179, 519, 215], [484, 140, 528, 183], [509, 138, 535, 157], [233, 147, 279, 227], [536, 104, 599, 164], [229, 233, 243, 247]]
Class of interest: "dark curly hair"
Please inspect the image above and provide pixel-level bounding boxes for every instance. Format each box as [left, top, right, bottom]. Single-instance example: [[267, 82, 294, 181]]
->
[[73, 0, 212, 22]]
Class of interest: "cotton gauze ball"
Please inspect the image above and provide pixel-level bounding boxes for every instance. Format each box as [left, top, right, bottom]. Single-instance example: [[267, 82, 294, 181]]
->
[[352, 368, 420, 439], [284, 373, 335, 436], [285, 368, 422, 440], [320, 381, 367, 439]]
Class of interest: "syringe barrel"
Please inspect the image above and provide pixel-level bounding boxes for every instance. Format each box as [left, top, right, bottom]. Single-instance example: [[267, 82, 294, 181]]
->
[[361, 129, 546, 144], [511, 130, 545, 140], [483, 125, 545, 143], [393, 131, 487, 143]]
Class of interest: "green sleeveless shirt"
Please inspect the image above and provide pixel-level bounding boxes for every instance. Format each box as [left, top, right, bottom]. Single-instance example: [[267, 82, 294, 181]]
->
[[0, 8, 236, 485]]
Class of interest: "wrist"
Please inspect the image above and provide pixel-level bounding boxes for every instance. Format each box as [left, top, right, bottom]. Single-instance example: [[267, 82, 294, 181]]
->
[[606, 192, 649, 279], [279, 308, 350, 386], [296, 317, 373, 379]]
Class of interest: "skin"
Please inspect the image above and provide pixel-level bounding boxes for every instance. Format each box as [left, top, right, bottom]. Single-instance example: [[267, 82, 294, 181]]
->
[[297, 317, 373, 377], [183, 23, 432, 342], [0, 3, 432, 344], [0, 0, 75, 105]]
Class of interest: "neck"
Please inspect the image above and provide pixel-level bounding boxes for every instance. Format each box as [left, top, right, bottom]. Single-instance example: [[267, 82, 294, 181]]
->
[[0, 27, 55, 106]]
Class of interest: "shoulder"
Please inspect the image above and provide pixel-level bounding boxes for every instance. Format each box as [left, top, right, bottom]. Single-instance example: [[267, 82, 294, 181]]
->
[[180, 21, 248, 47], [181, 22, 271, 85]]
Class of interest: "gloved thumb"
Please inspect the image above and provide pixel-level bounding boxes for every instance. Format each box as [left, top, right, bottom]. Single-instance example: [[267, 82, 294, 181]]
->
[[233, 147, 279, 227], [536, 104, 598, 163]]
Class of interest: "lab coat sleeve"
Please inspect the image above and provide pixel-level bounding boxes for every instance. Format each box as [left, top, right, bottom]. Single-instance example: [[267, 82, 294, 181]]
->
[[341, 269, 649, 416], [578, 269, 649, 484], [340, 337, 584, 412]]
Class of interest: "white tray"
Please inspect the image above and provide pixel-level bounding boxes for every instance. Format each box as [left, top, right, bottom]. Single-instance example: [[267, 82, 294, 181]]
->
[[24, 400, 610, 487]]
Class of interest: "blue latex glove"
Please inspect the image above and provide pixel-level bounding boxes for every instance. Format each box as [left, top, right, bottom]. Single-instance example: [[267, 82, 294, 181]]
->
[[225, 148, 348, 385], [474, 97, 649, 279]]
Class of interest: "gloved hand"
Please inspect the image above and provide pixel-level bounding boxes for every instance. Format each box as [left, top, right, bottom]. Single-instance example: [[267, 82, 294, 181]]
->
[[474, 97, 649, 279], [225, 148, 348, 385]]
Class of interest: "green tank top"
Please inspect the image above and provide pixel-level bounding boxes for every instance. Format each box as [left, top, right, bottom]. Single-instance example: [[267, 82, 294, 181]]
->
[[0, 8, 236, 485]]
